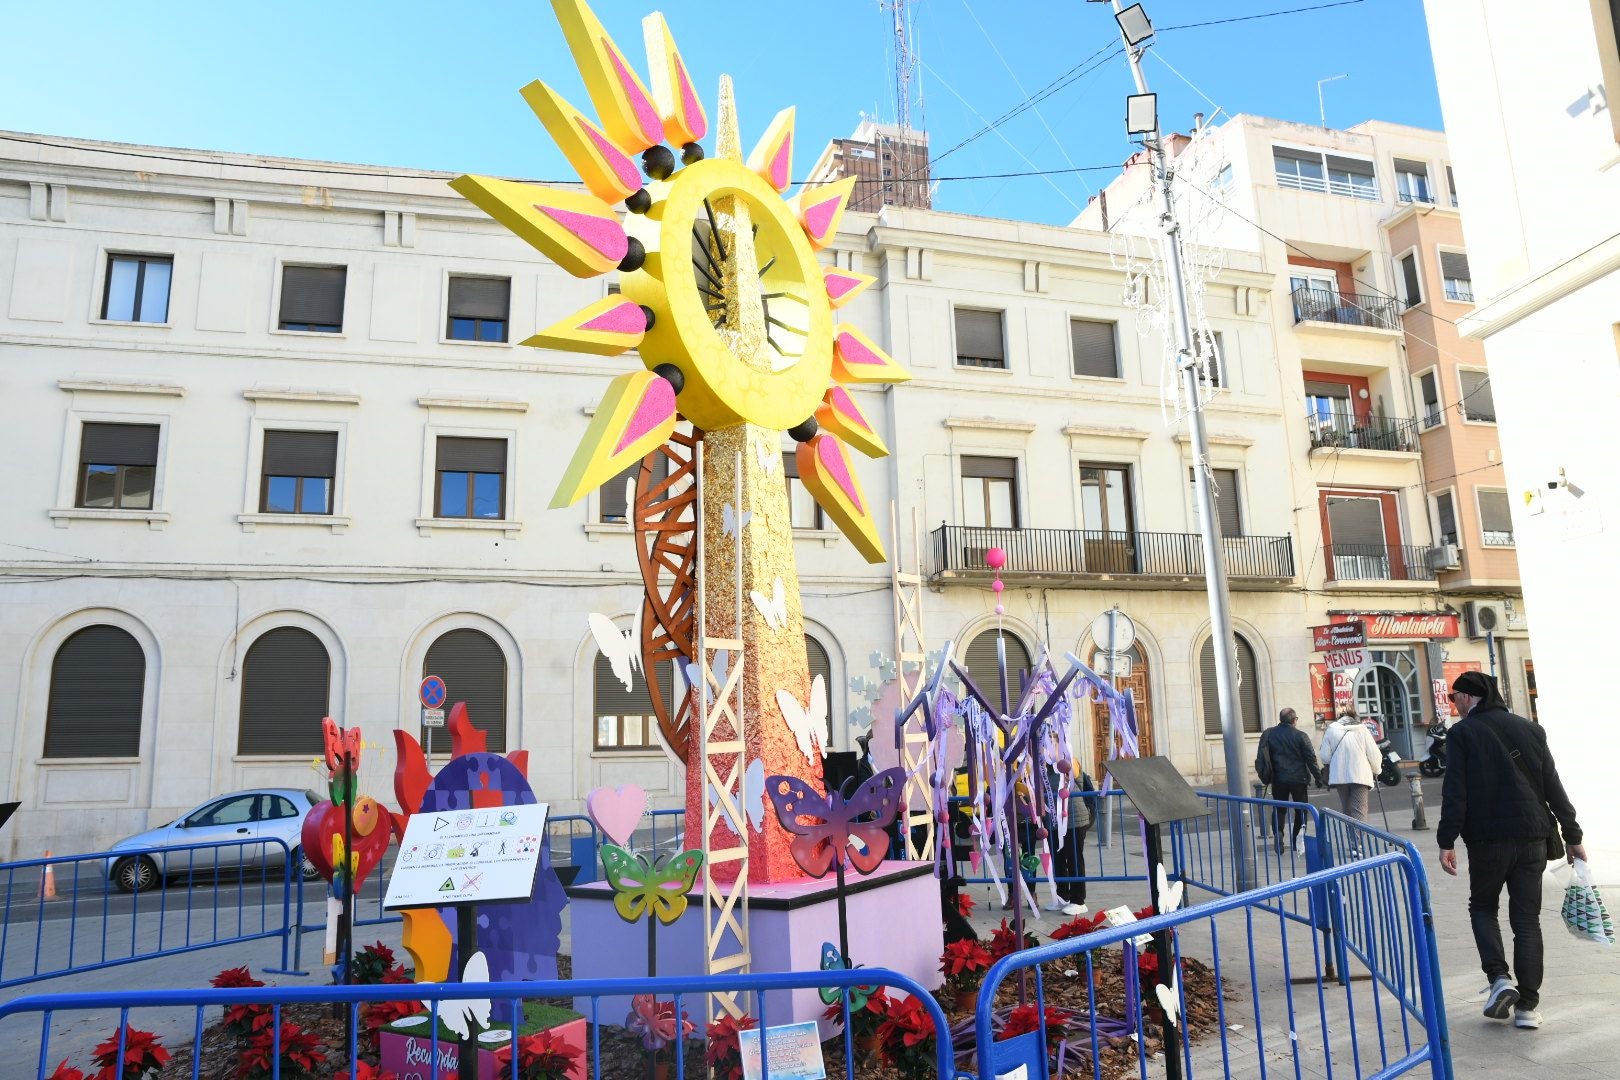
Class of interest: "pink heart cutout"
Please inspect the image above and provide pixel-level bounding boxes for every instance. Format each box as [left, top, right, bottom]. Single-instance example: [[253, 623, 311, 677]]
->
[[586, 784, 648, 846]]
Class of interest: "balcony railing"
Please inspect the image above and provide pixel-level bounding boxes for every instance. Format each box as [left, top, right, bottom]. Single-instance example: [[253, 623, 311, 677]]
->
[[1325, 543, 1438, 583], [1275, 171, 1381, 201], [932, 525, 1295, 581], [1306, 411, 1421, 453], [1291, 286, 1399, 330]]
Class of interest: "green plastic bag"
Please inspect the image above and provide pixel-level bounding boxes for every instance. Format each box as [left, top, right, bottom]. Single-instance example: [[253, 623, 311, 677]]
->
[[1554, 859, 1616, 946]]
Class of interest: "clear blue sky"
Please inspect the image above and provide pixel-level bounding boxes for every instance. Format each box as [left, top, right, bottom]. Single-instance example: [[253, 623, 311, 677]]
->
[[0, 0, 1440, 226]]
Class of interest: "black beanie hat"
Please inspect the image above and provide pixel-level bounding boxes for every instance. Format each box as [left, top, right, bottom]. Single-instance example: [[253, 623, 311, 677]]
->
[[1451, 670, 1492, 697]]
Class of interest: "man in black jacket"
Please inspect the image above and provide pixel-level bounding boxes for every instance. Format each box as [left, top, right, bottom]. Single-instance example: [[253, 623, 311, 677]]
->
[[1437, 671, 1586, 1030], [1256, 708, 1326, 854]]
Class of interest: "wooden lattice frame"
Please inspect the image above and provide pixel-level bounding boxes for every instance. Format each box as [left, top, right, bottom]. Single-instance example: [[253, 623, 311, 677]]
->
[[635, 428, 700, 760], [891, 504, 934, 861]]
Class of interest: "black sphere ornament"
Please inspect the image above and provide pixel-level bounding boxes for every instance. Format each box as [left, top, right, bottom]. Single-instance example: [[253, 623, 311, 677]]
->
[[642, 144, 676, 181], [639, 305, 656, 331], [652, 363, 685, 394], [625, 188, 652, 214], [788, 417, 819, 443], [617, 237, 646, 273], [680, 142, 705, 165]]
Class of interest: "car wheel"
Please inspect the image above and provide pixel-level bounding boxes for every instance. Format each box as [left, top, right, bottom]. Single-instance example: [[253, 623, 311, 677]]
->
[[113, 855, 160, 894], [298, 854, 323, 882]]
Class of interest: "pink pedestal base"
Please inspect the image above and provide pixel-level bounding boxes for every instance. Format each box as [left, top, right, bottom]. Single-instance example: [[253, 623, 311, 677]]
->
[[567, 861, 943, 1024], [379, 1016, 587, 1080]]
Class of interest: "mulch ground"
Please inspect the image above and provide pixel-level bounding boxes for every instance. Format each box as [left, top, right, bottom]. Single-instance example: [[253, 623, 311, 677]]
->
[[156, 950, 1230, 1079]]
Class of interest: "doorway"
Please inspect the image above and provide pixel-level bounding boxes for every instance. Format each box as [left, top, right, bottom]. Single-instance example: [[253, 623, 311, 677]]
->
[[1353, 651, 1422, 758], [1089, 646, 1154, 779]]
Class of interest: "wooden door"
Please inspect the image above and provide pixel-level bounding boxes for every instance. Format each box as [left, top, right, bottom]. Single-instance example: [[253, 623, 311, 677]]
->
[[1092, 668, 1153, 779]]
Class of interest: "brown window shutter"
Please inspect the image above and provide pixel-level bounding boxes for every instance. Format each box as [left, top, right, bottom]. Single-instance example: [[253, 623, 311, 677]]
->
[[1439, 251, 1471, 283], [436, 437, 507, 473], [238, 627, 331, 755], [954, 309, 1006, 363], [279, 266, 347, 327], [960, 455, 1017, 480], [44, 625, 145, 758], [424, 629, 507, 753], [1070, 319, 1119, 378], [80, 423, 160, 466], [263, 430, 338, 478], [448, 276, 511, 320], [1202, 635, 1262, 735], [964, 630, 1031, 704]]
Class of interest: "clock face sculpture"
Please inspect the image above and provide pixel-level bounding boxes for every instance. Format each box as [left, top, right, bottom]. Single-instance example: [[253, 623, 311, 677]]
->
[[447, 0, 908, 562]]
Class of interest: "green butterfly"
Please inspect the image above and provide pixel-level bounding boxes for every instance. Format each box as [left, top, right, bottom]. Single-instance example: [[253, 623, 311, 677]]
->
[[601, 844, 704, 925], [818, 942, 878, 1008]]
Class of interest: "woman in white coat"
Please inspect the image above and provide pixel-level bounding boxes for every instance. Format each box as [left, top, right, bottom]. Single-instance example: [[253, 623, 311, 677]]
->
[[1317, 710, 1383, 821]]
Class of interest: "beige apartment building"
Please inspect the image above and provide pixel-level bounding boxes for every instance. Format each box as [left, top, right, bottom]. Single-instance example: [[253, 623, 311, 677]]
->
[[803, 119, 931, 214], [1077, 113, 1532, 755]]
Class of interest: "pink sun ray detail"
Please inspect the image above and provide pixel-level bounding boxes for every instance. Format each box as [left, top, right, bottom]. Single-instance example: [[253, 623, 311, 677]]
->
[[580, 300, 647, 334], [827, 385, 872, 431], [676, 58, 706, 141], [614, 377, 676, 455], [606, 43, 664, 146], [766, 138, 791, 191], [803, 195, 841, 241], [816, 436, 864, 513], [536, 204, 629, 262], [825, 273, 864, 303], [583, 123, 643, 192], [836, 329, 883, 365]]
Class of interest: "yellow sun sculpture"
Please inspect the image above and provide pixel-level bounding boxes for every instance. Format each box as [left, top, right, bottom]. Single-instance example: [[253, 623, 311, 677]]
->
[[449, 0, 908, 882]]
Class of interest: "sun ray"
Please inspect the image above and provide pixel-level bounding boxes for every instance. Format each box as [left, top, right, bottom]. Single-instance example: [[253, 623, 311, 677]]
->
[[823, 268, 875, 309], [642, 12, 707, 147], [519, 80, 645, 206], [814, 384, 888, 458], [520, 295, 650, 355], [786, 175, 855, 251], [550, 369, 678, 508], [746, 107, 795, 194], [550, 0, 664, 152], [795, 433, 885, 562], [447, 176, 629, 278], [830, 324, 911, 384]]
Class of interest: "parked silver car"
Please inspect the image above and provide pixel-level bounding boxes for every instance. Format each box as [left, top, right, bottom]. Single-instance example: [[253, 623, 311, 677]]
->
[[105, 788, 324, 892]]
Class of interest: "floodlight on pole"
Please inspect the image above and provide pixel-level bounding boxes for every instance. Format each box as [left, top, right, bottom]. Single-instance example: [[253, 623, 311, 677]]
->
[[1125, 93, 1158, 137], [1115, 3, 1154, 47]]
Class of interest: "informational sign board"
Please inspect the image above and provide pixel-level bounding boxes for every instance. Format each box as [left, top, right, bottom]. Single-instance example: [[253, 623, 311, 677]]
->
[[1103, 755, 1211, 826], [421, 708, 446, 728], [1093, 651, 1132, 678], [1312, 621, 1366, 650], [1329, 612, 1459, 640], [384, 802, 548, 909], [1324, 647, 1367, 673], [739, 1021, 827, 1080], [420, 675, 448, 709]]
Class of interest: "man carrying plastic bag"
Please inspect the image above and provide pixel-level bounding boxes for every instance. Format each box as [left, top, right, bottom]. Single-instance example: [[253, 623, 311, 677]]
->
[[1551, 859, 1616, 946]]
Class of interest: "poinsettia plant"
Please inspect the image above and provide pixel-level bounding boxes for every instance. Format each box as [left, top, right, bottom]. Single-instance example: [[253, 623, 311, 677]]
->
[[1000, 1003, 1070, 1058], [235, 1022, 325, 1079], [90, 1026, 169, 1080], [1048, 909, 1108, 941], [821, 987, 890, 1045], [360, 998, 422, 1054], [704, 1013, 758, 1080], [45, 1062, 83, 1080], [956, 892, 976, 919], [876, 993, 939, 1078], [335, 1064, 400, 1080], [492, 1029, 582, 1080], [987, 918, 1041, 961], [351, 941, 409, 984], [938, 939, 993, 991]]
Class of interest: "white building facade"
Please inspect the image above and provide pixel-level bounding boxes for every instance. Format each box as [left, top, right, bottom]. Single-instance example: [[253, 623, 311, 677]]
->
[[3, 132, 1306, 857]]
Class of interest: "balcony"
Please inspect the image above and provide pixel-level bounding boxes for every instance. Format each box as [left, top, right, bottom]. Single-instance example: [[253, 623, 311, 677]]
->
[[1306, 411, 1421, 454], [1325, 544, 1438, 583], [931, 525, 1295, 589], [1275, 171, 1380, 201], [1291, 286, 1399, 331]]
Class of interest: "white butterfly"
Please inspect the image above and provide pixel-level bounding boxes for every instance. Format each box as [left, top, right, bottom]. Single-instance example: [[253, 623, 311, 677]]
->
[[433, 950, 493, 1039], [708, 757, 767, 834], [750, 577, 787, 631], [588, 607, 642, 693], [723, 502, 752, 540], [1155, 967, 1182, 1029], [777, 674, 827, 765], [1156, 862, 1184, 915], [682, 649, 731, 695], [755, 436, 779, 474]]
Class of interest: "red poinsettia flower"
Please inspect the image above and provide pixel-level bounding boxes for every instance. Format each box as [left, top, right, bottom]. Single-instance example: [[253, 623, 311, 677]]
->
[[876, 993, 939, 1073], [704, 1014, 758, 1080], [987, 918, 1041, 961], [1000, 1003, 1069, 1052], [90, 1026, 169, 1080], [236, 1022, 325, 1078], [1137, 950, 1161, 981], [210, 966, 265, 989], [1048, 910, 1108, 940], [956, 892, 976, 918], [45, 1062, 84, 1080], [493, 1028, 582, 1080], [336, 1063, 401, 1080], [938, 939, 993, 989]]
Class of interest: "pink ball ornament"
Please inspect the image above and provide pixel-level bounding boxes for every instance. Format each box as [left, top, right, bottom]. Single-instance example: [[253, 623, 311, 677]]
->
[[995, 603, 1006, 616], [985, 547, 1007, 571], [991, 579, 1004, 594]]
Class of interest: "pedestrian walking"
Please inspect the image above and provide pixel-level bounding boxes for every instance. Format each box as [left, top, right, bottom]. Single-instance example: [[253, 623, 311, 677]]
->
[[1437, 670, 1586, 1030], [1256, 707, 1326, 853], [1053, 768, 1095, 915], [1317, 708, 1382, 821]]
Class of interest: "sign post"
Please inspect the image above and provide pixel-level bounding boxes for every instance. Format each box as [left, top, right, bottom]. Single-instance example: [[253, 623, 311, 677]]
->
[[1090, 608, 1135, 848], [419, 676, 447, 769]]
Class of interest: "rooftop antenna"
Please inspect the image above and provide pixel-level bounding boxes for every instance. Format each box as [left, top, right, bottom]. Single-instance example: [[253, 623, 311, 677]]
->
[[1317, 73, 1348, 130]]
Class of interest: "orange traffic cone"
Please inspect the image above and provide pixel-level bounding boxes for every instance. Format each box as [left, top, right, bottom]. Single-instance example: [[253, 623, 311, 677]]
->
[[40, 851, 57, 901]]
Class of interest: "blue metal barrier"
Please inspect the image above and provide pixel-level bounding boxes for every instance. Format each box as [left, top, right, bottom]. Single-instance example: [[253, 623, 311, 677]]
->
[[0, 968, 959, 1079], [0, 839, 300, 989], [974, 849, 1449, 1079]]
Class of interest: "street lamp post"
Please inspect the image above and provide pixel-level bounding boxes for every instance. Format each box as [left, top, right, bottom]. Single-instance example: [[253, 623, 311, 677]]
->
[[1106, 0, 1256, 890]]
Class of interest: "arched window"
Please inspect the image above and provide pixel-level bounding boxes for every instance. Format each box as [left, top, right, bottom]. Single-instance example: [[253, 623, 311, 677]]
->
[[239, 627, 331, 755], [805, 634, 834, 744], [424, 628, 507, 753], [963, 629, 1032, 706], [594, 654, 674, 752], [44, 625, 145, 758], [1200, 633, 1262, 735]]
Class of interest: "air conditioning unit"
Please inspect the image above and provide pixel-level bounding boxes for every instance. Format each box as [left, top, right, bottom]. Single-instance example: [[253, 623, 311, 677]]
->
[[1503, 598, 1530, 633], [1427, 544, 1461, 571], [1465, 600, 1505, 639]]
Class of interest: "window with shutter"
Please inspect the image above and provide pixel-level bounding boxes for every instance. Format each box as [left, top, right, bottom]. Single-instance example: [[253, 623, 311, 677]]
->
[[261, 430, 338, 515], [1439, 251, 1473, 302], [1418, 371, 1442, 427], [1326, 494, 1389, 579], [784, 451, 823, 528], [593, 652, 674, 750], [1393, 158, 1431, 203], [964, 630, 1031, 705], [1070, 319, 1119, 378], [1212, 468, 1242, 537], [954, 309, 1007, 369], [278, 266, 346, 332], [1201, 634, 1262, 735], [78, 422, 160, 509], [436, 436, 508, 519], [102, 254, 172, 323], [1399, 253, 1422, 307], [447, 276, 511, 342], [805, 635, 834, 745], [424, 629, 507, 753], [1458, 368, 1495, 422], [44, 625, 145, 758], [1433, 490, 1458, 546], [960, 456, 1018, 528], [238, 627, 330, 755], [1477, 489, 1514, 546]]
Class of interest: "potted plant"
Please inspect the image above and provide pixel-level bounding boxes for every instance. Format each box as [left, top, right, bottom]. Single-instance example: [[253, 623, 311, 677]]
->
[[938, 939, 993, 1012], [704, 1014, 757, 1080], [823, 988, 890, 1057], [876, 993, 940, 1079], [88, 1027, 169, 1080], [492, 1029, 583, 1080], [987, 918, 1041, 962]]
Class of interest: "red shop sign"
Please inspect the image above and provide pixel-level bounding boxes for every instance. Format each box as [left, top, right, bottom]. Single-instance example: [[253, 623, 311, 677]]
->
[[1331, 612, 1459, 640]]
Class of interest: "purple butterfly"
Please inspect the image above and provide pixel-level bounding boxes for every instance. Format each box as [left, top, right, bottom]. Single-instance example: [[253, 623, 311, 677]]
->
[[765, 768, 908, 878]]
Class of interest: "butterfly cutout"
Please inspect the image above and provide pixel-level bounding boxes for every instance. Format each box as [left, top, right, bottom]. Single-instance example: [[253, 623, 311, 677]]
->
[[1156, 862, 1184, 915], [777, 675, 827, 765], [588, 608, 642, 693], [723, 503, 752, 540], [756, 436, 780, 474], [817, 941, 879, 1007], [601, 844, 704, 925], [433, 950, 492, 1039], [708, 757, 767, 834], [750, 577, 787, 630], [682, 649, 731, 695], [1155, 967, 1182, 1028], [765, 767, 907, 878]]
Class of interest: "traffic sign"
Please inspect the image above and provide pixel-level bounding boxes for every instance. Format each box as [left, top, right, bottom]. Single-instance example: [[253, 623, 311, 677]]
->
[[1324, 646, 1367, 673], [419, 675, 447, 709], [1091, 608, 1136, 652], [1093, 651, 1132, 678], [421, 707, 446, 728]]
